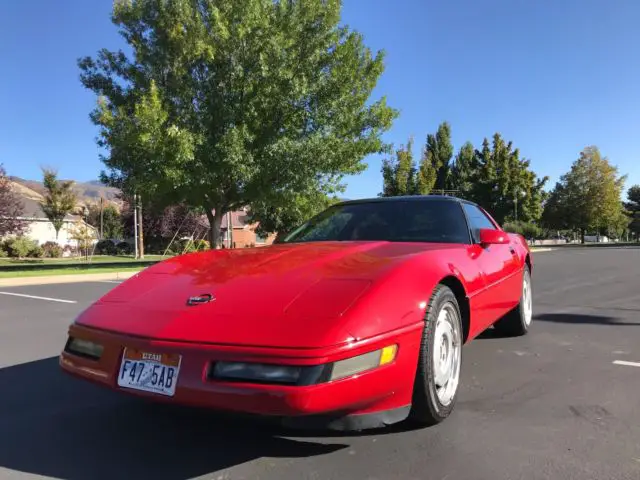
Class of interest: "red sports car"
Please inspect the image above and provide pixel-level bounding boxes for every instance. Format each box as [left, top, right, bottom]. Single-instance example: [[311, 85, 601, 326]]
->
[[60, 196, 533, 430]]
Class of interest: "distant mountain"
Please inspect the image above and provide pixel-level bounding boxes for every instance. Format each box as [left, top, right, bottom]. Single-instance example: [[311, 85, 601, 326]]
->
[[9, 176, 122, 208]]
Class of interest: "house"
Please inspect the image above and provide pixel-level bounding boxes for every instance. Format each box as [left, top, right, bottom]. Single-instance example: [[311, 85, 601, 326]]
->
[[5, 182, 98, 247], [219, 208, 276, 248]]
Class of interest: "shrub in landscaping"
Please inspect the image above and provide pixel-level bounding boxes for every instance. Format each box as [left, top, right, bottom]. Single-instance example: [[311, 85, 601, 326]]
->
[[0, 246, 7, 257], [4, 236, 39, 258], [503, 221, 541, 239], [193, 239, 210, 251], [174, 238, 209, 254], [42, 241, 63, 258], [95, 239, 118, 255], [116, 241, 133, 255], [28, 245, 45, 258]]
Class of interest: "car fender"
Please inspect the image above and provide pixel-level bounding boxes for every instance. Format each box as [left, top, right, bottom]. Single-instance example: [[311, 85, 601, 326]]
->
[[340, 248, 478, 343]]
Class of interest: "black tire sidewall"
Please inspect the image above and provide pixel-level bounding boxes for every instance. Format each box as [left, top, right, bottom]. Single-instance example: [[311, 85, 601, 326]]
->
[[411, 285, 463, 424]]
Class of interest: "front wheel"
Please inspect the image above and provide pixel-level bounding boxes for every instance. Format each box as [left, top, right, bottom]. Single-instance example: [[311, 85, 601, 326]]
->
[[493, 267, 533, 336], [409, 284, 463, 426]]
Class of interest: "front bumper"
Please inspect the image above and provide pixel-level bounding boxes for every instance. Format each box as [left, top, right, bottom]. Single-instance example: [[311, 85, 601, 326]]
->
[[59, 322, 423, 430]]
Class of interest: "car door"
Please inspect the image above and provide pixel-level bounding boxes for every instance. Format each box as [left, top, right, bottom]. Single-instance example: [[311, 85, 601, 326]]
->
[[462, 203, 522, 329]]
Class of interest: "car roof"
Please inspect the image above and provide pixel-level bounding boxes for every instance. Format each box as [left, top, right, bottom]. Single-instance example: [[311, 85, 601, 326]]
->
[[338, 195, 479, 208]]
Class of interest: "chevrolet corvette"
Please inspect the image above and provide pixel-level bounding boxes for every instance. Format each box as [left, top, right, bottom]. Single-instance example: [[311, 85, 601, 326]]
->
[[60, 195, 533, 430]]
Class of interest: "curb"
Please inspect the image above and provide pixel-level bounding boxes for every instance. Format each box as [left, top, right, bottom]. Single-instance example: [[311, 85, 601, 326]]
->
[[530, 248, 554, 253], [0, 270, 142, 287]]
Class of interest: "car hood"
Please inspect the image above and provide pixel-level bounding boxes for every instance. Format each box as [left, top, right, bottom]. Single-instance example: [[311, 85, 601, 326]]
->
[[76, 241, 460, 348]]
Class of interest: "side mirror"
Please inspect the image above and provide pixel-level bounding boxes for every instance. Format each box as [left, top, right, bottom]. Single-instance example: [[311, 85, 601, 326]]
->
[[479, 228, 509, 245]]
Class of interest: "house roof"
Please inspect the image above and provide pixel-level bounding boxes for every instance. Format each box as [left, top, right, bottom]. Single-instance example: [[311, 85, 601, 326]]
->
[[16, 188, 80, 221]]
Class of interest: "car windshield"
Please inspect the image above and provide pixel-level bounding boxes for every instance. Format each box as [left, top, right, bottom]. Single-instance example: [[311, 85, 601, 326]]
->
[[279, 199, 471, 244]]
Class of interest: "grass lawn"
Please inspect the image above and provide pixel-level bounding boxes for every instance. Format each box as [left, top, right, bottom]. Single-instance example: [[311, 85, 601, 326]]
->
[[0, 266, 146, 279], [0, 254, 167, 266]]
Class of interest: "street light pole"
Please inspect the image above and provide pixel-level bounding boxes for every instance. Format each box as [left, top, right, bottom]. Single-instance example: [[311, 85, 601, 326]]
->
[[133, 194, 138, 259]]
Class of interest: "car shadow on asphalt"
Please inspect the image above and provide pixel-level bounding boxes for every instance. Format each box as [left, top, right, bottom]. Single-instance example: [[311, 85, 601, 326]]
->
[[0, 357, 348, 480], [534, 312, 640, 326]]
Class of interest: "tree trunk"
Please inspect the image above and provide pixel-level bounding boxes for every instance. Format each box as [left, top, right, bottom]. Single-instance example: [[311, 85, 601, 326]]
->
[[580, 228, 585, 244], [205, 208, 224, 249]]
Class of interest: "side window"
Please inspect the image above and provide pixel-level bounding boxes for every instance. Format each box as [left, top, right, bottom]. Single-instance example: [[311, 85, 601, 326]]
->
[[462, 203, 497, 242]]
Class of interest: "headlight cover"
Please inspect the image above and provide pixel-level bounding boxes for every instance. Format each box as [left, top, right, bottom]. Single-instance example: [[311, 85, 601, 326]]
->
[[209, 345, 398, 386], [64, 337, 104, 360], [211, 362, 304, 385], [330, 344, 398, 381]]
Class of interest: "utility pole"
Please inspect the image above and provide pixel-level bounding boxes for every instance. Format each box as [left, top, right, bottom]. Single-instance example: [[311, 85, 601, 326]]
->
[[227, 211, 233, 248], [133, 194, 138, 259], [137, 194, 144, 259], [100, 197, 104, 239]]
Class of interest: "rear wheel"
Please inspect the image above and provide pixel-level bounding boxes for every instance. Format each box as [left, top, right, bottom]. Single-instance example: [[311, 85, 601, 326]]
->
[[493, 267, 533, 336], [409, 284, 463, 426]]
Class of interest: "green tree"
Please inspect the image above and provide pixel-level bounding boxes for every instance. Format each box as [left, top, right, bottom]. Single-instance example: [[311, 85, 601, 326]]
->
[[40, 169, 77, 240], [626, 185, 640, 212], [625, 185, 640, 238], [86, 203, 124, 240], [0, 164, 25, 237], [541, 146, 627, 243], [80, 0, 397, 247], [380, 138, 419, 196], [450, 141, 475, 198], [467, 133, 548, 224], [249, 188, 340, 238], [418, 121, 453, 193]]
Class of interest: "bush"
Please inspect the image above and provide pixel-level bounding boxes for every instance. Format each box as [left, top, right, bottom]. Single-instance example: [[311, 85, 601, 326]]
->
[[503, 221, 542, 239], [4, 236, 39, 258], [175, 238, 209, 254], [95, 239, 117, 255], [42, 241, 63, 258], [116, 241, 133, 255], [0, 246, 7, 258], [28, 245, 45, 258], [193, 239, 210, 251]]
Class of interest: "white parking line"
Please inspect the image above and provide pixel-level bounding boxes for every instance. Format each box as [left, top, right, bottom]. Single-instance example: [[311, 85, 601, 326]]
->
[[93, 280, 123, 284], [613, 360, 640, 368], [0, 292, 77, 304]]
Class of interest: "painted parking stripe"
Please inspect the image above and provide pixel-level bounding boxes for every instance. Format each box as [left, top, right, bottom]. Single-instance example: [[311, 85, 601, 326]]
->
[[0, 292, 77, 304], [613, 360, 640, 368], [93, 280, 122, 284]]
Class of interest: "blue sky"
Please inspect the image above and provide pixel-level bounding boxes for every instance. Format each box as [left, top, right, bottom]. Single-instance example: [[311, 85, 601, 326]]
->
[[1, 0, 639, 200]]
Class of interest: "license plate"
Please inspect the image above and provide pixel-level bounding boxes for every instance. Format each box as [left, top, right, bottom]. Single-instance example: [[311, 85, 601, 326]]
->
[[117, 348, 182, 397]]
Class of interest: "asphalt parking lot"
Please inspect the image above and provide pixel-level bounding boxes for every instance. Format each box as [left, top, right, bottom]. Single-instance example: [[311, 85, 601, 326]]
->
[[1, 248, 639, 480]]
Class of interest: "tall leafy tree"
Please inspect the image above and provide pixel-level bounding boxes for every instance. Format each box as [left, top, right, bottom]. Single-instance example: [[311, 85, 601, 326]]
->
[[380, 138, 419, 196], [420, 121, 453, 193], [541, 146, 627, 242], [0, 164, 26, 237], [40, 169, 77, 240], [467, 133, 547, 224], [626, 185, 640, 212], [80, 0, 397, 247], [450, 141, 475, 198], [86, 203, 124, 240], [625, 185, 640, 237]]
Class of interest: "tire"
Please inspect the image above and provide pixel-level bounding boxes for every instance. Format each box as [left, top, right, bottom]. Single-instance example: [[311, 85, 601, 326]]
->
[[409, 284, 463, 426], [493, 267, 533, 337]]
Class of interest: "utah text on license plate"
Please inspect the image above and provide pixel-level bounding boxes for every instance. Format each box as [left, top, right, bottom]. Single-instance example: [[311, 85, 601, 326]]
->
[[117, 348, 182, 397]]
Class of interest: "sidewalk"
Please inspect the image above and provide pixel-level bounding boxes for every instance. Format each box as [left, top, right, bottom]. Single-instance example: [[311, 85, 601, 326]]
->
[[0, 270, 141, 287]]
